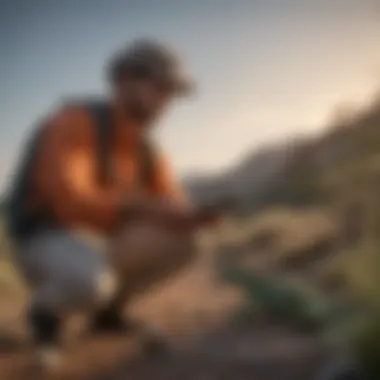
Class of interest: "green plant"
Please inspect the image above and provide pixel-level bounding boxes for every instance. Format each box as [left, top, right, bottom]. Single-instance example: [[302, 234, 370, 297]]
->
[[222, 266, 346, 333]]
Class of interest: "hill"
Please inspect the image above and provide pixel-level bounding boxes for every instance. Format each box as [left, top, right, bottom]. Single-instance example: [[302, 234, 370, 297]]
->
[[185, 92, 380, 216]]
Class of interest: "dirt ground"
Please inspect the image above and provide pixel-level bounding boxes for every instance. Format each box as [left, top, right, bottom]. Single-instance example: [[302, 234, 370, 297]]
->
[[0, 252, 334, 380]]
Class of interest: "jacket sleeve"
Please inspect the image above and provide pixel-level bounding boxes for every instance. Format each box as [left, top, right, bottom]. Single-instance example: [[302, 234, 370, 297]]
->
[[32, 106, 122, 233]]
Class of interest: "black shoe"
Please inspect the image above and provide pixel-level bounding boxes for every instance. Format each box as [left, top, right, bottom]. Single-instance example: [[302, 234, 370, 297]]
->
[[28, 305, 61, 347], [90, 308, 170, 356], [90, 307, 135, 335], [28, 306, 64, 372]]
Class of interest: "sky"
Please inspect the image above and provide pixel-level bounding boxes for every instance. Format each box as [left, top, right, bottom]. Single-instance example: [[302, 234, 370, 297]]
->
[[1, 0, 380, 188]]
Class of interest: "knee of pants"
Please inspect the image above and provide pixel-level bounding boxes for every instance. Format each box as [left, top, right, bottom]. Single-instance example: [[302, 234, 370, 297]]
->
[[91, 269, 119, 306], [34, 270, 119, 314]]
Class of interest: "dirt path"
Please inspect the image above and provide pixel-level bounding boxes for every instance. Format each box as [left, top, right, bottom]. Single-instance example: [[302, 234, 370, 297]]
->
[[0, 318, 329, 380], [0, 254, 333, 380]]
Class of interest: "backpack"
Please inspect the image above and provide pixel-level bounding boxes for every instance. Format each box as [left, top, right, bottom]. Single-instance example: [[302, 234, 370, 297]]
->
[[5, 99, 155, 241]]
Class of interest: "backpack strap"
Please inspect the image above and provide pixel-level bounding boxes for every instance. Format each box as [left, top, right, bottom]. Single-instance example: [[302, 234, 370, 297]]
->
[[6, 123, 49, 239], [137, 138, 156, 189], [86, 100, 115, 187]]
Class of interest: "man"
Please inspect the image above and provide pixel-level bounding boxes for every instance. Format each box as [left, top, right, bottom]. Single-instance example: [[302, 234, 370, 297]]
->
[[10, 38, 217, 370]]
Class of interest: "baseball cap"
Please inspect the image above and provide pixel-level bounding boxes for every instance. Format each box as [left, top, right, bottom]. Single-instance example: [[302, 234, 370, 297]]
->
[[108, 38, 195, 96]]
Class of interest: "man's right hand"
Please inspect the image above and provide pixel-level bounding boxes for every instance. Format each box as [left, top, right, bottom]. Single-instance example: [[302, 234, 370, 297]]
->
[[119, 196, 192, 230]]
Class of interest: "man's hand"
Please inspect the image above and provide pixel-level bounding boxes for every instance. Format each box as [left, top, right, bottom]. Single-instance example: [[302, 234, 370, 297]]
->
[[149, 203, 222, 232], [120, 196, 223, 232], [193, 205, 222, 226]]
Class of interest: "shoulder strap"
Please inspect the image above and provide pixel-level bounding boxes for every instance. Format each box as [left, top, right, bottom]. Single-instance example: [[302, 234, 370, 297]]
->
[[137, 138, 156, 189], [86, 100, 114, 187]]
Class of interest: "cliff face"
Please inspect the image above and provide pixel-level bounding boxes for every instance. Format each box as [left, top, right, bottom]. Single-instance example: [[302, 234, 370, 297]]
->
[[184, 95, 380, 213]]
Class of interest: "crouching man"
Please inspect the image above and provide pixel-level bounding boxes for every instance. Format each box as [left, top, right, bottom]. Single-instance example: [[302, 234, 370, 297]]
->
[[6, 38, 218, 370]]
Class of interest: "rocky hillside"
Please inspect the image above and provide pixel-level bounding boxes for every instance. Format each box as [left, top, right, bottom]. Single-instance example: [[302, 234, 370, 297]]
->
[[184, 93, 380, 214], [184, 143, 290, 213]]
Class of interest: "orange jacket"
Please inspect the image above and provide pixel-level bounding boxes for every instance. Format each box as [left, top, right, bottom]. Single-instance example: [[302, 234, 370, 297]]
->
[[28, 104, 186, 235]]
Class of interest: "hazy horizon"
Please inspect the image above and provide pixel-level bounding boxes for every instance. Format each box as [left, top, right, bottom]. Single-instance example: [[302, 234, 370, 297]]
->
[[1, 0, 380, 188]]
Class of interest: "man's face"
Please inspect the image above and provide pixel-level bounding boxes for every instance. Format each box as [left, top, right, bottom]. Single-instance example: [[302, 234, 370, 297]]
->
[[116, 76, 174, 125]]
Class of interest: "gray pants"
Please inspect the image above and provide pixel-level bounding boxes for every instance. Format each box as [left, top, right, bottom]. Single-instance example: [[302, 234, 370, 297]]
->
[[16, 225, 196, 316]]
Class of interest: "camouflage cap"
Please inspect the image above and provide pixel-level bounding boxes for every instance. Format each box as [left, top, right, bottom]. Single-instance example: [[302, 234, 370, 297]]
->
[[108, 38, 194, 96]]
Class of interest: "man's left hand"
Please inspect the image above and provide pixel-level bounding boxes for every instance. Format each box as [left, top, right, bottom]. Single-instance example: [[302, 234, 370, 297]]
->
[[193, 205, 222, 226]]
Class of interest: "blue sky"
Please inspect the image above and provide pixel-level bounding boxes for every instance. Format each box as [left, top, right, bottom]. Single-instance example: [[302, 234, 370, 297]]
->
[[1, 0, 379, 187]]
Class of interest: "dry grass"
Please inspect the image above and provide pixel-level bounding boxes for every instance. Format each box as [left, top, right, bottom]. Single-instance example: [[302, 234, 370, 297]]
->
[[213, 207, 338, 268], [0, 258, 24, 296]]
